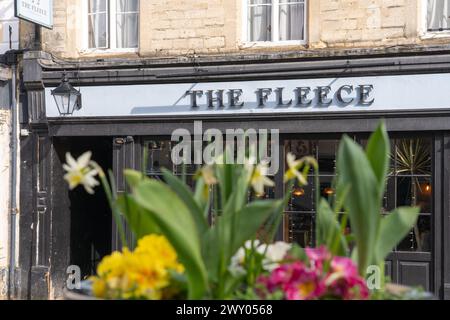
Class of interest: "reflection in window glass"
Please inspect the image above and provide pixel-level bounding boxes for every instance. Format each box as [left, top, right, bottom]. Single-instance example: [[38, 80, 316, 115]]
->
[[279, 0, 305, 41], [248, 0, 272, 41], [427, 0, 450, 32], [88, 0, 108, 48], [116, 0, 139, 48]]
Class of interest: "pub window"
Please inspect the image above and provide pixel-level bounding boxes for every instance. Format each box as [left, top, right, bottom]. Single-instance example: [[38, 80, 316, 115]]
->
[[284, 136, 433, 253], [245, 0, 307, 43], [88, 0, 139, 50], [427, 0, 450, 32]]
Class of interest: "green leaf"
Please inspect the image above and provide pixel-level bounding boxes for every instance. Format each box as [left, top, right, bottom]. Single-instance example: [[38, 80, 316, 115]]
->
[[289, 243, 308, 262], [376, 207, 420, 262], [132, 179, 208, 300], [316, 198, 348, 256], [117, 194, 161, 239], [162, 168, 209, 236], [336, 135, 381, 275], [124, 169, 147, 189], [230, 200, 282, 257], [366, 121, 390, 201], [193, 177, 210, 218], [201, 226, 221, 283]]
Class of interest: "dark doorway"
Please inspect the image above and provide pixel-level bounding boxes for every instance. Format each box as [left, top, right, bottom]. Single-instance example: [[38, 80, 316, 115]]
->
[[54, 137, 113, 279]]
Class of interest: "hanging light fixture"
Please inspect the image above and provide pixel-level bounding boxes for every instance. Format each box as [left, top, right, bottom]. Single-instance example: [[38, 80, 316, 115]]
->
[[323, 187, 335, 196], [292, 187, 305, 197], [51, 73, 82, 116]]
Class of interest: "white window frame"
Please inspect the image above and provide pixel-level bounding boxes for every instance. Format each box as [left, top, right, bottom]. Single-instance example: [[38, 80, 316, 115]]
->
[[420, 0, 450, 39], [81, 0, 139, 54], [241, 0, 308, 47]]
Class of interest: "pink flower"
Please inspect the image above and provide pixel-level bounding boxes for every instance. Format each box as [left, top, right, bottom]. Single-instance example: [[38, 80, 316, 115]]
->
[[257, 246, 370, 300], [325, 256, 370, 300], [257, 261, 326, 300], [305, 246, 331, 272]]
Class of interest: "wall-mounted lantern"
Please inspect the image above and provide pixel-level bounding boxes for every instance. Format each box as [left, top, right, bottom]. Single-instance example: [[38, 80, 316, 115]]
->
[[51, 74, 82, 115]]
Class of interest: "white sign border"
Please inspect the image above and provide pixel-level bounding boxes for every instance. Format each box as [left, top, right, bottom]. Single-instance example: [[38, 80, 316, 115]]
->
[[15, 0, 53, 29]]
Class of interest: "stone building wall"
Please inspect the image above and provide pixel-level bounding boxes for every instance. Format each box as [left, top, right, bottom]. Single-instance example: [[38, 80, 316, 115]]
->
[[0, 66, 11, 300], [36, 0, 450, 60]]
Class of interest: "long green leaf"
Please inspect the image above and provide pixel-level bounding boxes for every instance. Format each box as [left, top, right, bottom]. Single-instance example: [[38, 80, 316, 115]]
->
[[316, 198, 348, 256], [117, 194, 161, 239], [366, 121, 390, 201], [376, 207, 420, 262], [162, 168, 209, 235], [230, 200, 282, 256], [337, 136, 380, 275], [131, 178, 208, 300]]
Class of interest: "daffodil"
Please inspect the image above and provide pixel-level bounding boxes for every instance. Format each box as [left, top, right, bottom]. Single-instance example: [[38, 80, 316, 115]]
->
[[250, 161, 275, 196], [63, 151, 100, 194], [284, 152, 307, 185], [197, 165, 218, 185]]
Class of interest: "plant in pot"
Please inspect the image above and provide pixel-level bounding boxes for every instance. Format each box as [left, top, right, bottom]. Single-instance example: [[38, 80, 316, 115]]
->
[[63, 122, 433, 300]]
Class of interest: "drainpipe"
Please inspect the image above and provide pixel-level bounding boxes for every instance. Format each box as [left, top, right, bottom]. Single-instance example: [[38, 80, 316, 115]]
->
[[7, 52, 18, 300]]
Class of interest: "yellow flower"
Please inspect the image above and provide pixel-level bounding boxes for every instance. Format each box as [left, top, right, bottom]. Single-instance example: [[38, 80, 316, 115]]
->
[[91, 277, 106, 298], [63, 151, 99, 194], [250, 162, 275, 196], [91, 234, 184, 300], [284, 153, 307, 184]]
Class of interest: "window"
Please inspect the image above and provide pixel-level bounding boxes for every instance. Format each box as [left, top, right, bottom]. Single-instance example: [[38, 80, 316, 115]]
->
[[427, 0, 450, 32], [245, 0, 306, 43], [284, 136, 433, 253], [87, 0, 139, 50]]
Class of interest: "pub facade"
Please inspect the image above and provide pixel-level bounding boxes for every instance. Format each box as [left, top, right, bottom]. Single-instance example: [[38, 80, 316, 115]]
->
[[7, 0, 450, 299]]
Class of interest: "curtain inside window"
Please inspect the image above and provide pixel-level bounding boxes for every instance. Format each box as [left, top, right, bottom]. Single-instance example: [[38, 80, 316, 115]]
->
[[279, 1, 304, 41], [249, 0, 272, 41], [116, 0, 139, 48], [88, 0, 108, 48], [427, 0, 450, 31]]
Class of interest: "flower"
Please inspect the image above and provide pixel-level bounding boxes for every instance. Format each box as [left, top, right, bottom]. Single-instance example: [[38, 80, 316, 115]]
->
[[325, 256, 370, 300], [63, 151, 99, 194], [197, 165, 217, 185], [284, 153, 307, 185], [229, 240, 264, 276], [263, 242, 292, 271], [258, 261, 326, 300], [250, 162, 275, 196], [90, 234, 184, 300], [257, 246, 369, 300], [305, 246, 331, 273]]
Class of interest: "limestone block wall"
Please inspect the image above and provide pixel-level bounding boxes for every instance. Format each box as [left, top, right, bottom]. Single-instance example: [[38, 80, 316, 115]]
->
[[32, 1, 450, 59]]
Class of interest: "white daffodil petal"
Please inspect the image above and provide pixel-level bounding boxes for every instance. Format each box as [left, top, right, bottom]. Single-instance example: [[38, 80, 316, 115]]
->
[[295, 171, 308, 185], [78, 151, 93, 169], [263, 176, 275, 187], [66, 152, 78, 168]]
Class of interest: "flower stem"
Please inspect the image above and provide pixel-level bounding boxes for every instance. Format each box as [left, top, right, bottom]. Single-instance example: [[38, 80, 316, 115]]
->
[[92, 162, 127, 249]]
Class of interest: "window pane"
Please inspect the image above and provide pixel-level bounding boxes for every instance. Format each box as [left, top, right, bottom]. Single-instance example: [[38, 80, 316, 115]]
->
[[396, 176, 432, 213], [89, 0, 107, 13], [317, 140, 339, 174], [427, 0, 450, 31], [394, 139, 431, 176], [284, 212, 314, 247], [89, 12, 108, 48], [248, 0, 272, 41], [397, 215, 432, 252], [289, 177, 314, 212], [117, 0, 139, 12], [116, 0, 139, 48], [146, 141, 172, 177], [279, 1, 305, 41]]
